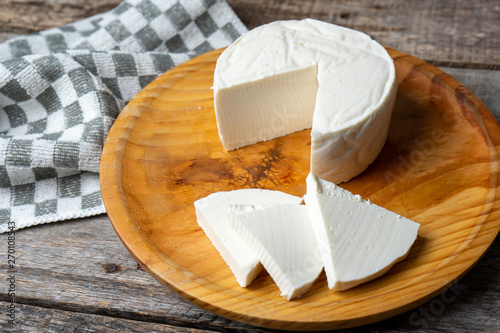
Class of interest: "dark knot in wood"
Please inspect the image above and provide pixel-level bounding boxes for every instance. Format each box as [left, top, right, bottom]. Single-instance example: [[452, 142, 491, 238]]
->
[[104, 263, 118, 273]]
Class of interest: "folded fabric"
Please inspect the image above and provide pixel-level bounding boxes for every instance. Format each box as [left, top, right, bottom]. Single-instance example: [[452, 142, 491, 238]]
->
[[0, 0, 248, 233]]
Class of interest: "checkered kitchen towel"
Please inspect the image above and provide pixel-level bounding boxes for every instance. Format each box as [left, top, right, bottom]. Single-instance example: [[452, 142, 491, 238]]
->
[[0, 0, 247, 233]]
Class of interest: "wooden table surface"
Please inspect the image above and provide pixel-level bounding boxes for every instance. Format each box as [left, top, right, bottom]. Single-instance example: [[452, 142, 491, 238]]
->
[[1, 0, 499, 332]]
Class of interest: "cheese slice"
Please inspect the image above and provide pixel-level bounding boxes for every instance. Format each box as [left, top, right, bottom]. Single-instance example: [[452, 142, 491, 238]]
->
[[214, 19, 397, 183], [194, 189, 302, 287], [304, 173, 419, 290], [228, 204, 323, 300]]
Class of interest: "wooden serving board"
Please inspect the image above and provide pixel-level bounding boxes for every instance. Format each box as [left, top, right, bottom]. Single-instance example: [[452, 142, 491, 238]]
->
[[100, 48, 500, 331]]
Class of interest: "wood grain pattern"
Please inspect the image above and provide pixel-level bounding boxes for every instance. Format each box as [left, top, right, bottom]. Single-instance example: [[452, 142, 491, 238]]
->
[[0, 301, 216, 333], [228, 0, 500, 70], [1, 0, 498, 69], [440, 67, 500, 122], [100, 48, 500, 330], [0, 0, 121, 41]]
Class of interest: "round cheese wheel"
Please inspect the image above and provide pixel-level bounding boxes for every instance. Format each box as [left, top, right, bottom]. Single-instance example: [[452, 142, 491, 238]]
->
[[213, 19, 397, 183]]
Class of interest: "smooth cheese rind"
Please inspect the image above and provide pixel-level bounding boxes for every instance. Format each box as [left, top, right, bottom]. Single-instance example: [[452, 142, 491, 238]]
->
[[228, 204, 323, 300], [214, 19, 397, 183], [194, 189, 303, 287], [304, 173, 419, 290], [310, 82, 396, 183]]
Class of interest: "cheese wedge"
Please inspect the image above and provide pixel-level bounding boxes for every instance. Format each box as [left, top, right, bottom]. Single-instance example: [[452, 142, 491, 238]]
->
[[194, 189, 302, 287], [213, 19, 397, 183], [304, 173, 419, 290], [228, 204, 323, 300]]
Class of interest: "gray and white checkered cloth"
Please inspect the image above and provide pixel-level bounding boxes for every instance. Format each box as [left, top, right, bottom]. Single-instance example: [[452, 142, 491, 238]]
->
[[0, 0, 247, 233]]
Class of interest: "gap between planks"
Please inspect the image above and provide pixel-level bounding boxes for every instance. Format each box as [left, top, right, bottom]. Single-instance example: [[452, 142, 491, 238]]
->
[[0, 300, 222, 333]]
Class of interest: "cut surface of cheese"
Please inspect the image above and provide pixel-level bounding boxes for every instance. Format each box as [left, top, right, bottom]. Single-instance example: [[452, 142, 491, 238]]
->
[[304, 173, 420, 291], [228, 204, 323, 300], [194, 189, 302, 287], [213, 19, 397, 183]]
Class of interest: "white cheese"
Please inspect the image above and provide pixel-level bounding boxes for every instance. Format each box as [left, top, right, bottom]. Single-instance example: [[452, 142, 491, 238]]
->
[[228, 204, 323, 300], [194, 189, 302, 287], [213, 19, 397, 183], [304, 173, 419, 290]]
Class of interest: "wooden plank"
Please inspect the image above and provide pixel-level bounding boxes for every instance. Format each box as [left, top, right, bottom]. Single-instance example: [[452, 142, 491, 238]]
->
[[0, 301, 218, 333], [0, 0, 498, 69], [226, 0, 500, 70], [440, 67, 500, 121], [0, 0, 121, 41]]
